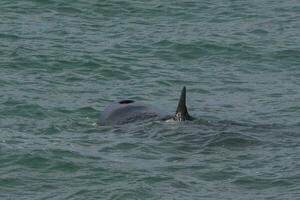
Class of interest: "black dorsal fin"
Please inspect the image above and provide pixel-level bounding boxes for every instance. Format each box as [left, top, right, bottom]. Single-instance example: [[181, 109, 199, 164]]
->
[[174, 86, 192, 121]]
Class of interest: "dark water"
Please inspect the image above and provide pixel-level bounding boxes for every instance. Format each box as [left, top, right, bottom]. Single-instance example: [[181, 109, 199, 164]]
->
[[1, 0, 300, 199]]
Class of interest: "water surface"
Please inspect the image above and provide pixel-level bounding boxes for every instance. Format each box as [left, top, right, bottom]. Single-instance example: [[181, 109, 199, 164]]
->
[[1, 0, 300, 199]]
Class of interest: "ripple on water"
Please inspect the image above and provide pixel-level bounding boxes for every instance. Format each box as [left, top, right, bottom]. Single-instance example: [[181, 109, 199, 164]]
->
[[204, 131, 261, 149]]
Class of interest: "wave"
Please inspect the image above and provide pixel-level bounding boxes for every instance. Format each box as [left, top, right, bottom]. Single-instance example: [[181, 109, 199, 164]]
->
[[203, 131, 260, 148]]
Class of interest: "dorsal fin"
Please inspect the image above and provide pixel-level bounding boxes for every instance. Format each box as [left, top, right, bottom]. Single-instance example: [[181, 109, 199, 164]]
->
[[174, 86, 192, 121]]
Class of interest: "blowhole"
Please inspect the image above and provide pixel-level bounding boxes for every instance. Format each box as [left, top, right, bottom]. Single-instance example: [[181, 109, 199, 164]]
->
[[119, 100, 134, 104]]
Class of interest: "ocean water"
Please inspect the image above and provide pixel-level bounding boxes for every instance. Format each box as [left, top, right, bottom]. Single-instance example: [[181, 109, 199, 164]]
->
[[1, 0, 300, 199]]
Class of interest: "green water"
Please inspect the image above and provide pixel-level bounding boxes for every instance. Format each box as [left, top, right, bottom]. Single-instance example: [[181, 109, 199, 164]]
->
[[1, 0, 300, 199]]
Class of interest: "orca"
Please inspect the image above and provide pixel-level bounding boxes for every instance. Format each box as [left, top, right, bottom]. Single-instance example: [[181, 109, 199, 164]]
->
[[98, 86, 192, 125]]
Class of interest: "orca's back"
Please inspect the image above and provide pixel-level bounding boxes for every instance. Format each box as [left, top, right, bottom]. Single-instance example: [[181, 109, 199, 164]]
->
[[99, 100, 165, 125]]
